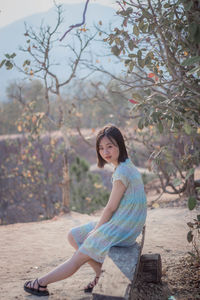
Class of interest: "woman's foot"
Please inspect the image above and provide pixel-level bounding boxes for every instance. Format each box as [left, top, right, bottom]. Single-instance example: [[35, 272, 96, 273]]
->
[[24, 278, 49, 296], [84, 270, 103, 293], [84, 275, 100, 293]]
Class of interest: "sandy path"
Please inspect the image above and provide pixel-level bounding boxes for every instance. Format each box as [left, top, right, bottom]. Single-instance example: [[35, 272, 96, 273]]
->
[[0, 208, 197, 300]]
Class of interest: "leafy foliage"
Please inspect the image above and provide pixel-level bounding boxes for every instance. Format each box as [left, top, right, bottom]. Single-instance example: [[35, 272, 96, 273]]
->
[[0, 134, 65, 224], [70, 156, 109, 214], [104, 0, 200, 195], [0, 3, 98, 223], [2, 77, 133, 134], [107, 0, 200, 130], [103, 0, 200, 258], [0, 53, 16, 70]]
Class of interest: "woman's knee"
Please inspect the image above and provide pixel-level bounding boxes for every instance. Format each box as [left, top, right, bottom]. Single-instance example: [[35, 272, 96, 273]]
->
[[67, 230, 78, 249], [75, 250, 91, 264]]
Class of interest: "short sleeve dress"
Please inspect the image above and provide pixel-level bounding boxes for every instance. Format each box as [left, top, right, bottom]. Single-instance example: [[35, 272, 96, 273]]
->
[[70, 158, 147, 264]]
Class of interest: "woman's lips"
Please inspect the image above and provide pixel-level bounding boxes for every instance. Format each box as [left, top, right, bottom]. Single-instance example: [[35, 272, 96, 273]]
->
[[105, 156, 111, 160]]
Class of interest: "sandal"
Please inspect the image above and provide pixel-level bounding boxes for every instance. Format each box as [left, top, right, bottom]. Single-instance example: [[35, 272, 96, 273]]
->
[[24, 278, 49, 296], [84, 275, 100, 293]]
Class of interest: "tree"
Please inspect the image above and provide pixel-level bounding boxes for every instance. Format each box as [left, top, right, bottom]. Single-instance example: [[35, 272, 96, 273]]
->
[[98, 0, 200, 195], [17, 4, 95, 127], [60, 77, 133, 129], [0, 3, 96, 216], [103, 0, 200, 261], [70, 156, 109, 214]]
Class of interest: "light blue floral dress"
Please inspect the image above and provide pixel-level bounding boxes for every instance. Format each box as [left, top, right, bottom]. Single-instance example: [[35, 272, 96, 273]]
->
[[70, 158, 147, 263]]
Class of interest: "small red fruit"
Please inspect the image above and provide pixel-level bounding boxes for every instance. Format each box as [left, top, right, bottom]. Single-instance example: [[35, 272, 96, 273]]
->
[[148, 73, 155, 78], [128, 99, 138, 104]]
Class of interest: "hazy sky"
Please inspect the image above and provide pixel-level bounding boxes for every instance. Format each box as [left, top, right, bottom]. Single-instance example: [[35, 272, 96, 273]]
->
[[0, 0, 118, 28]]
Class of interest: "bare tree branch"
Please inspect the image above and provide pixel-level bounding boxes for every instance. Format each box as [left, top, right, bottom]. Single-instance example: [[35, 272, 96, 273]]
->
[[60, 0, 90, 41]]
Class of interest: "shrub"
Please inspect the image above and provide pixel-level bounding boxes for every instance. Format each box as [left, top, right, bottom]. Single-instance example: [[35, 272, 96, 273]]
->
[[70, 156, 109, 214]]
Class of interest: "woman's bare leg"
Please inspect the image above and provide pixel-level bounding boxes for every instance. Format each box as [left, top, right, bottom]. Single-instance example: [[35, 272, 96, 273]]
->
[[25, 232, 103, 293], [26, 250, 91, 291], [68, 232, 102, 277], [38, 250, 90, 286]]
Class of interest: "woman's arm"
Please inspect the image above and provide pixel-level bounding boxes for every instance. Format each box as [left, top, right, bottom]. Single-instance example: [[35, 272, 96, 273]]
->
[[94, 180, 127, 230]]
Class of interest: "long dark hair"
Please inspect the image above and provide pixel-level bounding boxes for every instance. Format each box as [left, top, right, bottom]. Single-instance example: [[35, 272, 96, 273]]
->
[[96, 125, 128, 168]]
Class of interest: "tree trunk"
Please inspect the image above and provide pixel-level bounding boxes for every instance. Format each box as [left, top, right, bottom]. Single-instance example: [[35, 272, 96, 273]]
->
[[62, 151, 70, 213], [185, 174, 196, 197]]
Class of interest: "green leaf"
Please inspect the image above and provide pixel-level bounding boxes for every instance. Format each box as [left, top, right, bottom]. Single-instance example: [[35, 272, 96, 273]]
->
[[185, 168, 195, 180], [148, 23, 155, 32], [4, 52, 16, 59], [145, 55, 151, 65], [188, 251, 195, 257], [152, 112, 160, 122], [188, 196, 197, 210], [128, 54, 137, 58], [131, 93, 142, 101], [5, 53, 10, 59], [157, 122, 163, 133], [141, 24, 148, 33], [0, 59, 6, 68], [133, 25, 139, 36], [172, 178, 182, 187], [138, 58, 145, 68], [194, 24, 200, 43], [139, 20, 144, 30], [187, 231, 193, 243], [138, 119, 144, 130], [137, 50, 142, 59], [111, 45, 120, 56], [5, 61, 13, 70], [128, 40, 134, 51], [126, 7, 133, 14], [142, 9, 152, 19], [164, 3, 171, 8], [184, 1, 193, 10], [125, 59, 132, 65], [115, 37, 121, 45], [154, 94, 167, 102], [10, 53, 16, 59], [189, 22, 198, 39], [144, 118, 149, 127], [120, 7, 133, 16], [129, 61, 134, 72], [186, 66, 200, 76], [187, 222, 194, 228], [183, 122, 192, 135], [23, 60, 31, 67], [145, 88, 151, 96], [147, 51, 154, 59], [181, 56, 200, 66]]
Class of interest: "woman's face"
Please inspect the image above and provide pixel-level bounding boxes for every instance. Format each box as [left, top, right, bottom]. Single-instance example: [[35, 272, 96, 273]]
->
[[98, 136, 120, 166]]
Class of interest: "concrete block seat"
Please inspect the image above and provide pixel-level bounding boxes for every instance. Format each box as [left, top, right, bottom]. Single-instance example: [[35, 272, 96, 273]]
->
[[92, 226, 146, 300]]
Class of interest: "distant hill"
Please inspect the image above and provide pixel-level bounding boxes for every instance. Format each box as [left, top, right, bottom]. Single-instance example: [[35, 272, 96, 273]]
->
[[0, 3, 121, 101]]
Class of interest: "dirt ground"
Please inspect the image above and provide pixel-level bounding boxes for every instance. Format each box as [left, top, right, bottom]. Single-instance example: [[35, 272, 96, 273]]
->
[[0, 192, 199, 300]]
